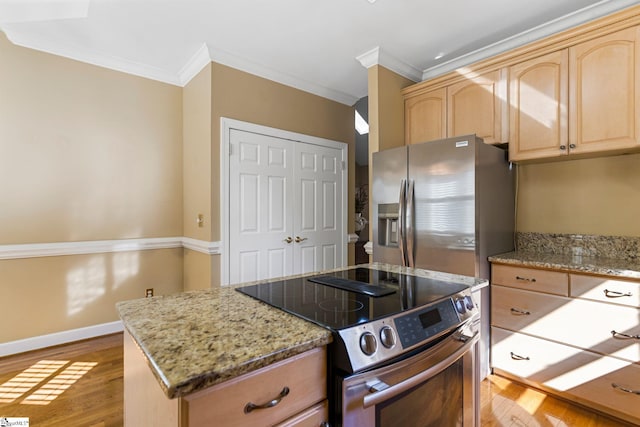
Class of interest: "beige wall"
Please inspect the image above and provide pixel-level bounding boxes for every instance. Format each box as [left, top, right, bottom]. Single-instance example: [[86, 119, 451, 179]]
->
[[208, 62, 356, 269], [182, 63, 219, 290], [1, 249, 183, 343], [517, 153, 640, 236], [0, 35, 183, 244], [367, 65, 414, 154], [367, 65, 414, 242], [183, 63, 213, 242], [1, 34, 356, 342], [0, 33, 184, 342]]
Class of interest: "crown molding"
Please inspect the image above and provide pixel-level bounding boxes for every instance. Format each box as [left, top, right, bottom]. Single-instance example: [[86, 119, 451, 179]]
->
[[207, 45, 359, 105], [3, 28, 182, 86], [356, 46, 421, 82], [421, 0, 640, 80], [178, 43, 211, 86], [2, 28, 358, 105]]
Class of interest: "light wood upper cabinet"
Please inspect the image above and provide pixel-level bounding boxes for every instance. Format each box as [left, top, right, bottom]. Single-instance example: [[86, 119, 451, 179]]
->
[[569, 26, 640, 155], [447, 69, 509, 144], [404, 87, 447, 145], [509, 26, 640, 161], [509, 50, 569, 161]]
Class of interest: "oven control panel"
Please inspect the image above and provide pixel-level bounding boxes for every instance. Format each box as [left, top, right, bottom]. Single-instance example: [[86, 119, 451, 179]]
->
[[336, 290, 478, 373], [394, 299, 461, 349]]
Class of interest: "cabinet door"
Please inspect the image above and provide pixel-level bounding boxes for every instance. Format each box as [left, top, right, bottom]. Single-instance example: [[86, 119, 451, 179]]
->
[[447, 69, 508, 144], [509, 50, 569, 161], [569, 26, 640, 154], [405, 88, 447, 145]]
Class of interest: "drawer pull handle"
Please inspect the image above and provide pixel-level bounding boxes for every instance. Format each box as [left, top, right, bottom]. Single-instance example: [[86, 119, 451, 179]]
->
[[515, 276, 536, 283], [611, 330, 640, 340], [510, 352, 530, 361], [244, 386, 290, 414], [612, 383, 640, 395], [510, 307, 531, 316], [604, 289, 632, 298]]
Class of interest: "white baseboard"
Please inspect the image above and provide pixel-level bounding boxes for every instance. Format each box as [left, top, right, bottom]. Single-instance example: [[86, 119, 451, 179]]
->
[[0, 321, 124, 357]]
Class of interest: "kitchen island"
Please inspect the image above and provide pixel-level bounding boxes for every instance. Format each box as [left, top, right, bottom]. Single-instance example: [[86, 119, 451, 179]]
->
[[117, 262, 486, 426]]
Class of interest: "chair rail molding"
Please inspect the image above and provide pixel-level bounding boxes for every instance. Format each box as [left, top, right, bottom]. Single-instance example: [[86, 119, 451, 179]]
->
[[0, 236, 222, 260]]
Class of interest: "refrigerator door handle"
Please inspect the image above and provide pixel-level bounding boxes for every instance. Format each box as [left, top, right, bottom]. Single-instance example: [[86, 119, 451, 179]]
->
[[406, 180, 415, 268], [398, 179, 407, 267]]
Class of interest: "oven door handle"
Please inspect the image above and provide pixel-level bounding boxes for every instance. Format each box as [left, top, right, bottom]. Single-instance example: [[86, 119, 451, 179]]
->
[[362, 332, 477, 409]]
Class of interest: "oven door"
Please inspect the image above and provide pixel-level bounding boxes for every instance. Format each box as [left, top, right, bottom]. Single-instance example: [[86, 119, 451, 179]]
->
[[340, 328, 479, 427]]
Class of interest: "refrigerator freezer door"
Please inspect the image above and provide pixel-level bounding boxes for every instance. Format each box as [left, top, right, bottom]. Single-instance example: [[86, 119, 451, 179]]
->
[[408, 136, 478, 277], [372, 146, 407, 266]]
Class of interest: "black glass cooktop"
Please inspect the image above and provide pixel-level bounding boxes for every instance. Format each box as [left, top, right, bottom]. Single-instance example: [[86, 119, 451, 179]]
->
[[236, 268, 468, 330]]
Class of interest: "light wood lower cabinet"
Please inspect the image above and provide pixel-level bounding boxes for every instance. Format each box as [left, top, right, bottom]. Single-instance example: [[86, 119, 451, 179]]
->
[[492, 285, 640, 363], [492, 327, 640, 423], [491, 263, 640, 424], [124, 331, 328, 427]]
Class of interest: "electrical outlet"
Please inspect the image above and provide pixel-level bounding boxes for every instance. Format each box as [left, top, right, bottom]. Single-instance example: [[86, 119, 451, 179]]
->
[[145, 288, 154, 298]]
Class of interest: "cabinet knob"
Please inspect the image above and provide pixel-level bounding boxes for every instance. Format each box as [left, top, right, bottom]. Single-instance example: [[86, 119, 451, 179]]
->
[[569, 143, 576, 149], [559, 145, 567, 150]]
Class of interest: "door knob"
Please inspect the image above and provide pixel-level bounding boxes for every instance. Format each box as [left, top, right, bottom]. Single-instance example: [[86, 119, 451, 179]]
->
[[295, 236, 307, 243], [283, 237, 293, 244]]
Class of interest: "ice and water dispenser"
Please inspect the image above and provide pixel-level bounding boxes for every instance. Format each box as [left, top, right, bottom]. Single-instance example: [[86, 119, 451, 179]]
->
[[377, 203, 399, 247]]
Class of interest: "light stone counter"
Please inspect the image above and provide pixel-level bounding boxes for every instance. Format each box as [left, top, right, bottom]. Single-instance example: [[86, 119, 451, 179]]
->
[[117, 263, 486, 399], [488, 251, 640, 279], [489, 232, 640, 279]]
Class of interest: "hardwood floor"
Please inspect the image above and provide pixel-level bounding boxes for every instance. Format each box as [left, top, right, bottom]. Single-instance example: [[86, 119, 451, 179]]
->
[[0, 333, 633, 426], [480, 373, 632, 427], [0, 333, 123, 426]]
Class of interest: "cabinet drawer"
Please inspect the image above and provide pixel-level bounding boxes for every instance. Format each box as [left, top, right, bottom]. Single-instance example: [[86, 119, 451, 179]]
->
[[184, 347, 326, 427], [492, 327, 640, 423], [570, 274, 640, 308], [492, 285, 640, 363], [492, 264, 568, 295], [276, 400, 328, 427]]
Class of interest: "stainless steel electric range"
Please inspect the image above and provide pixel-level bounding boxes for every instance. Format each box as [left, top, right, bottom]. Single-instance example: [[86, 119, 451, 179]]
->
[[237, 267, 480, 426]]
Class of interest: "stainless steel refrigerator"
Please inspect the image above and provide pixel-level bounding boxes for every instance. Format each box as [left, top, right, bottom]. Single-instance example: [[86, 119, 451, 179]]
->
[[372, 134, 515, 379]]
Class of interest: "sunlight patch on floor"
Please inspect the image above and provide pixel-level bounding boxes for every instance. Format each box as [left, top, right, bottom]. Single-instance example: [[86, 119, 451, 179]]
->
[[0, 359, 97, 405], [516, 387, 546, 414], [22, 361, 97, 405], [0, 360, 68, 403]]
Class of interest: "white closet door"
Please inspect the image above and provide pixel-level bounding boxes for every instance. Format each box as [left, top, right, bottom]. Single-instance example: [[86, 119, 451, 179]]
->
[[294, 143, 343, 274], [229, 129, 294, 284]]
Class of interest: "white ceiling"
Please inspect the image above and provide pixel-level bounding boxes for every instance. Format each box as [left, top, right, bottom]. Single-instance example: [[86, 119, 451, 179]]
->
[[1, 0, 638, 106]]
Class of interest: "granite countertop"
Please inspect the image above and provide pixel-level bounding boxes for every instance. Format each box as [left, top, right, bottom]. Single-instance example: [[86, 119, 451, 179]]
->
[[117, 263, 486, 400], [489, 251, 640, 280], [117, 284, 332, 399]]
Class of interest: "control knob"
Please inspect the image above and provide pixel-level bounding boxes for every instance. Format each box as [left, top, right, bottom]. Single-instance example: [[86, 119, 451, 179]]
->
[[360, 332, 377, 356], [379, 326, 396, 349], [454, 298, 466, 314], [464, 295, 475, 311]]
